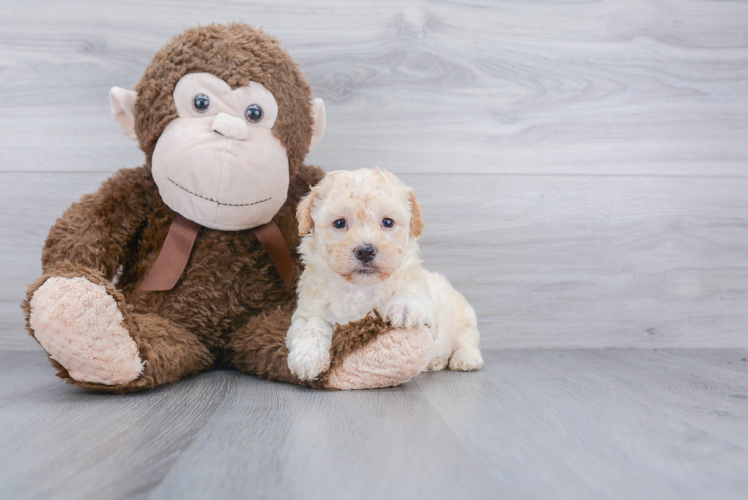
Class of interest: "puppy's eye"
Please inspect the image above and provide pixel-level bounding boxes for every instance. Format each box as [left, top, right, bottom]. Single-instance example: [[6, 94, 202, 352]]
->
[[382, 218, 394, 228], [193, 94, 210, 113], [333, 219, 347, 229], [245, 104, 263, 123]]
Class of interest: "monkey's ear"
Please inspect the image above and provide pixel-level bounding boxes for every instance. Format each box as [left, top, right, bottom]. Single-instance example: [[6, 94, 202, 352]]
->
[[109, 87, 138, 141], [309, 98, 326, 150], [408, 188, 424, 238], [297, 186, 320, 236]]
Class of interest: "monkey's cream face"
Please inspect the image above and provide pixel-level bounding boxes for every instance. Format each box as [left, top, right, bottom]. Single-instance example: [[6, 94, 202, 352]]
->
[[151, 73, 289, 230], [310, 169, 414, 285]]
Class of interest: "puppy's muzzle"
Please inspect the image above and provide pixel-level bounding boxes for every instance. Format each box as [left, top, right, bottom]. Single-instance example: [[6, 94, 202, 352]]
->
[[354, 244, 377, 264]]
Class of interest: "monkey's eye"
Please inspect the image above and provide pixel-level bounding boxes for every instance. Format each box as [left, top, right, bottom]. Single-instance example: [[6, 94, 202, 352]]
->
[[382, 218, 394, 228], [245, 104, 263, 123], [193, 94, 210, 113], [333, 219, 346, 229]]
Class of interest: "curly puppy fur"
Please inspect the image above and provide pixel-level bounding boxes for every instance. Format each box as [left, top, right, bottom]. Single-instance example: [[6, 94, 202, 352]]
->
[[288, 168, 482, 378], [22, 23, 421, 392]]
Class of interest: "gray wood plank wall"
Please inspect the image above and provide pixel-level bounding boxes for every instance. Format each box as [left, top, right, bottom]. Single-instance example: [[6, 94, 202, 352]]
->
[[1, 0, 747, 350]]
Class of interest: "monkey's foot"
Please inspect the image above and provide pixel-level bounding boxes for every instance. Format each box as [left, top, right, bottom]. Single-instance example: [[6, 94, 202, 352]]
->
[[29, 276, 143, 385], [325, 327, 432, 390]]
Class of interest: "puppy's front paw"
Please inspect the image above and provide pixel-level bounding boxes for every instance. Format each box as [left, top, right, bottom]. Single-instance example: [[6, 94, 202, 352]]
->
[[288, 343, 330, 380], [383, 298, 434, 329], [287, 318, 332, 380]]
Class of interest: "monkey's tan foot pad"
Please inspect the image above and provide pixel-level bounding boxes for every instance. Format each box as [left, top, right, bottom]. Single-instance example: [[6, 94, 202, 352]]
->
[[29, 277, 143, 385], [326, 327, 432, 390]]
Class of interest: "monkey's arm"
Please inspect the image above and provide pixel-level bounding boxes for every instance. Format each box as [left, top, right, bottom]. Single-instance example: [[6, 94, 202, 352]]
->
[[227, 308, 432, 390], [41, 166, 157, 278]]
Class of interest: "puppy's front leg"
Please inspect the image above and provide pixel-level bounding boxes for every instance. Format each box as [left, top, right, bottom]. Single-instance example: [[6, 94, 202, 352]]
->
[[287, 317, 333, 380], [382, 295, 436, 331]]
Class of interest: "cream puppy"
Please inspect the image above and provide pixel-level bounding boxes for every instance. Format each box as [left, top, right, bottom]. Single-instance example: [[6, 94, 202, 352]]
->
[[286, 167, 483, 380]]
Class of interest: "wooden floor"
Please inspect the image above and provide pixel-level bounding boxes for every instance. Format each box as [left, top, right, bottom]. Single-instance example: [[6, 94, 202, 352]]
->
[[0, 349, 746, 500]]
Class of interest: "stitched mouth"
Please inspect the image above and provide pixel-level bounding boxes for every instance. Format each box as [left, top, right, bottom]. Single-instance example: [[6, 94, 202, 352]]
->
[[167, 177, 271, 207]]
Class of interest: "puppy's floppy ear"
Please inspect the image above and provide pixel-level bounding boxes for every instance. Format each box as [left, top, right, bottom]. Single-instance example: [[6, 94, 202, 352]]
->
[[408, 188, 424, 238], [297, 186, 320, 236]]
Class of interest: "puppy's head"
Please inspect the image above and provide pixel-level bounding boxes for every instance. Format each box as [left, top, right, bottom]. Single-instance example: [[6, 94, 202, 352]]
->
[[297, 167, 424, 285]]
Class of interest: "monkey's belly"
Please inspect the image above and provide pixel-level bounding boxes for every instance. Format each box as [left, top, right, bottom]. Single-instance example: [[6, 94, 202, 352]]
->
[[125, 229, 295, 347]]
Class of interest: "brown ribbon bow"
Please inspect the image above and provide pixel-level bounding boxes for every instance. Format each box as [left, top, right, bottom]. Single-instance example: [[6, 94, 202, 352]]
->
[[139, 214, 293, 292]]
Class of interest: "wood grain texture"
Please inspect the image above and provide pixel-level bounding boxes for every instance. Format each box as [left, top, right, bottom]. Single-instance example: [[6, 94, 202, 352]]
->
[[1, 0, 747, 349], [1, 349, 747, 499], [2, 172, 747, 349], [413, 348, 748, 500], [0, 0, 747, 175], [3, 2, 747, 498], [148, 376, 499, 500]]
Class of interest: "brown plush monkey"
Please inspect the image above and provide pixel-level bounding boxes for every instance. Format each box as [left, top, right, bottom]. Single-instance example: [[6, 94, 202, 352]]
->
[[22, 23, 432, 393]]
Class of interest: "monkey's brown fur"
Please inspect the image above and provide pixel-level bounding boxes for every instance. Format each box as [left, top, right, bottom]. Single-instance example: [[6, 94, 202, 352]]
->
[[134, 23, 315, 177], [22, 24, 416, 392]]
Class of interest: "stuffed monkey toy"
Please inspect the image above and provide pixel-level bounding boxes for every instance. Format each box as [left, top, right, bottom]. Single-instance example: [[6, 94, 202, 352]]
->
[[22, 23, 432, 393]]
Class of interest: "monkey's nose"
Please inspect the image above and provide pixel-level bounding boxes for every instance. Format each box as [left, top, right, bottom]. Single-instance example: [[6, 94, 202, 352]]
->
[[212, 112, 248, 141], [354, 244, 377, 263]]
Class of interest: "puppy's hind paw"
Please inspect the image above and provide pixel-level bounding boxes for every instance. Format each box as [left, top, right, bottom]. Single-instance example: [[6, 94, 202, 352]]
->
[[425, 357, 449, 372], [448, 347, 484, 371]]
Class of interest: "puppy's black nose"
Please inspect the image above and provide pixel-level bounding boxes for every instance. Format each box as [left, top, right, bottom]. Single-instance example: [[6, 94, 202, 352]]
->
[[354, 244, 376, 263]]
